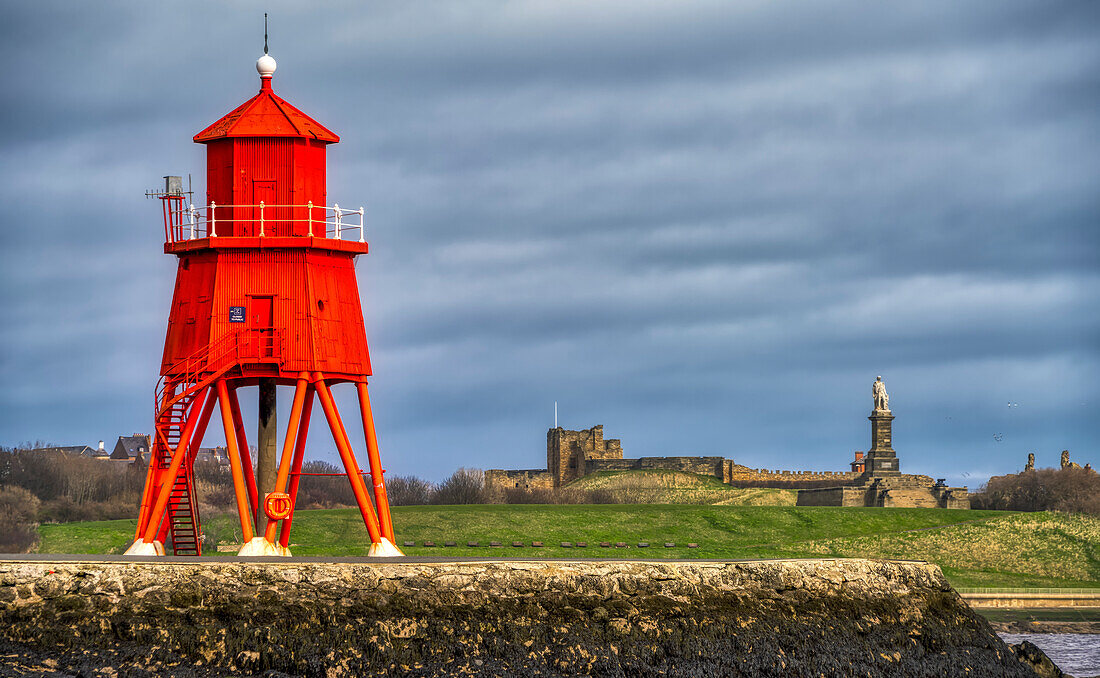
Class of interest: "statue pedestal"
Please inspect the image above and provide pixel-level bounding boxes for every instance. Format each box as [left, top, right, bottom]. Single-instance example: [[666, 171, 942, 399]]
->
[[862, 411, 899, 477]]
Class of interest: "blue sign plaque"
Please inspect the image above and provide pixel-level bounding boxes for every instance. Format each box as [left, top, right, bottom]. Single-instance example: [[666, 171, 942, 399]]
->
[[229, 306, 246, 323]]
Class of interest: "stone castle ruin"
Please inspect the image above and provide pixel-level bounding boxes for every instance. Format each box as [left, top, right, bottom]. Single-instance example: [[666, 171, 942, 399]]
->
[[485, 377, 969, 508], [485, 424, 857, 493]]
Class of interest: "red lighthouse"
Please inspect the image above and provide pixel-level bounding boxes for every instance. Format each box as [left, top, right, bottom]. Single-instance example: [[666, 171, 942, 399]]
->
[[126, 48, 401, 557]]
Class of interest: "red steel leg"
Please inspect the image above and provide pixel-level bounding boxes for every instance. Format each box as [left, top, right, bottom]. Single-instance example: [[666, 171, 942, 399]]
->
[[279, 386, 313, 548], [134, 433, 161, 538], [217, 379, 255, 542], [356, 380, 395, 542], [187, 391, 218, 466], [227, 386, 259, 527], [263, 372, 309, 543], [313, 373, 383, 544], [135, 389, 174, 538]]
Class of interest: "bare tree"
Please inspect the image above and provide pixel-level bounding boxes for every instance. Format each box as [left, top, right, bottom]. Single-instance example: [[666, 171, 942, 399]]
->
[[972, 465, 1100, 514], [432, 468, 487, 505], [0, 486, 41, 553], [386, 475, 435, 505]]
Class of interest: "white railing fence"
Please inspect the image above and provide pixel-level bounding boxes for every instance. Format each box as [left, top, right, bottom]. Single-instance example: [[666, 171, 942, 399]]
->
[[162, 201, 365, 244]]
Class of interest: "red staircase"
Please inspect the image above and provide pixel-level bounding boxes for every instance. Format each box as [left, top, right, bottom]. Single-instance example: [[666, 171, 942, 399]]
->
[[164, 446, 201, 555], [149, 332, 243, 555], [152, 383, 206, 555]]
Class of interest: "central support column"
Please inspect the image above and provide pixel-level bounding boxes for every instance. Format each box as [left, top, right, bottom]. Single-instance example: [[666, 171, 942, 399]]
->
[[256, 377, 278, 528]]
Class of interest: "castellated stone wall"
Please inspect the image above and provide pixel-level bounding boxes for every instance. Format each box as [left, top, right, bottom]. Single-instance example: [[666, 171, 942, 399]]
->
[[726, 465, 862, 488], [791, 486, 871, 507], [581, 459, 637, 473], [635, 456, 726, 476], [587, 456, 728, 478], [483, 469, 555, 492]]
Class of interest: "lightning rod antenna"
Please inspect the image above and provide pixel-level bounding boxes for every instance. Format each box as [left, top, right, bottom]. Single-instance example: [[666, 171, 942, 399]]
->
[[264, 13, 269, 55]]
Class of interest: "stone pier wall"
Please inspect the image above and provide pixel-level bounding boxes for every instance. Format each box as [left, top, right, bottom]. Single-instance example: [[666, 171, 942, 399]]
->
[[0, 557, 1041, 677]]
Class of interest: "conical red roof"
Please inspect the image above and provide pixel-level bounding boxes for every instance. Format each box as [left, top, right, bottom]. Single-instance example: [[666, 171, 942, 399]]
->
[[194, 81, 339, 144]]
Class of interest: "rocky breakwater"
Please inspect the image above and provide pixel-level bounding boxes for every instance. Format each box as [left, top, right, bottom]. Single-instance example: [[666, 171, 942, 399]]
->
[[0, 557, 1054, 677]]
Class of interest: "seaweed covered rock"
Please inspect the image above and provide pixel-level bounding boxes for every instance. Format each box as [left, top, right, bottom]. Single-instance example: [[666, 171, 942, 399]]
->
[[1010, 640, 1066, 678], [0, 557, 1046, 677]]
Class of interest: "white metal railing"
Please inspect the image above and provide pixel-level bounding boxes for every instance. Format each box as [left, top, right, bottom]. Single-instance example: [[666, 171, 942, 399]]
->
[[160, 200, 365, 244]]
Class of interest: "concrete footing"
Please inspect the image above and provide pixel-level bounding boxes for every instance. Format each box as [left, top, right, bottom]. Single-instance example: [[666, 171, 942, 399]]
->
[[121, 540, 164, 556]]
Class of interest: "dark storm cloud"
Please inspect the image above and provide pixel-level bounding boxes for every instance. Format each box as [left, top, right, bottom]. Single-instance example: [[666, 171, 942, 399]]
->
[[0, 0, 1096, 483]]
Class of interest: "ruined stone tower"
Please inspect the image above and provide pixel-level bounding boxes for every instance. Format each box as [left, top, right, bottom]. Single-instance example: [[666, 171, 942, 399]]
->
[[547, 425, 623, 487]]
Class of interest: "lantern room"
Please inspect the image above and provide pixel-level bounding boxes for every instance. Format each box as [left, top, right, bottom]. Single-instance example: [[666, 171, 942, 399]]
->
[[193, 54, 338, 237]]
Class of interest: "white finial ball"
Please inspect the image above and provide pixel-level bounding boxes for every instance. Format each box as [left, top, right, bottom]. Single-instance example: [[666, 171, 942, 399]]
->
[[257, 54, 277, 79]]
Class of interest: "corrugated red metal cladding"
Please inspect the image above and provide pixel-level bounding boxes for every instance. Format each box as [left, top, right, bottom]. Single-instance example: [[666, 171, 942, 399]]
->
[[162, 250, 371, 379], [161, 76, 372, 384], [205, 138, 327, 236]]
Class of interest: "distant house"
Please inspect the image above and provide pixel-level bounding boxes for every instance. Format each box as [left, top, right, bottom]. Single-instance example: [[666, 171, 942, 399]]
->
[[111, 434, 151, 465], [31, 445, 96, 457], [194, 447, 230, 466]]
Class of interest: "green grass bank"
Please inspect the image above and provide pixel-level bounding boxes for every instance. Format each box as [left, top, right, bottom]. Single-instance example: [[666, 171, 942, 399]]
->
[[36, 504, 1100, 589], [564, 469, 798, 505]]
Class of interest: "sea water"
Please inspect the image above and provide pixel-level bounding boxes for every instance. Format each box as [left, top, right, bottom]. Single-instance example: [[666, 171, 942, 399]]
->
[[998, 633, 1100, 677]]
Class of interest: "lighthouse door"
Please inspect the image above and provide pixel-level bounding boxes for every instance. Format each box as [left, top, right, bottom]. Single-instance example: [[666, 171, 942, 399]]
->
[[249, 295, 275, 359], [251, 180, 276, 236]]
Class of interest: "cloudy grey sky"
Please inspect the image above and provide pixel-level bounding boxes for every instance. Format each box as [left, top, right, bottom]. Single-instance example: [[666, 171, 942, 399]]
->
[[0, 1, 1096, 485]]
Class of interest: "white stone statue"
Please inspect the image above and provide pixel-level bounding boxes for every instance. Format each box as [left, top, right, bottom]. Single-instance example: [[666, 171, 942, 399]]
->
[[872, 376, 890, 412]]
